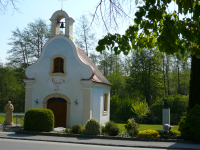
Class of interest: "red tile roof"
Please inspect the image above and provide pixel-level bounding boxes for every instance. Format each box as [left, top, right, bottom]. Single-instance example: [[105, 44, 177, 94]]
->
[[76, 45, 112, 86]]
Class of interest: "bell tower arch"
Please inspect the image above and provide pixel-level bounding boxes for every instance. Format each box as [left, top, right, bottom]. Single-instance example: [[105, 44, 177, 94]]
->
[[50, 10, 75, 40]]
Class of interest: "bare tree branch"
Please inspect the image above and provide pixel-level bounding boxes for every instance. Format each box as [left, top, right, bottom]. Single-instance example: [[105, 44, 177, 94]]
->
[[0, 0, 22, 14], [91, 0, 136, 31]]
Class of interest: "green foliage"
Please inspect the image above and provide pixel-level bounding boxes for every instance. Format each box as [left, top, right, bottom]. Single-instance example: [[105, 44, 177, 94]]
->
[[138, 129, 180, 139], [78, 127, 86, 134], [65, 128, 71, 133], [126, 49, 164, 104], [7, 19, 50, 66], [105, 121, 119, 136], [188, 55, 200, 111], [95, 0, 199, 113], [150, 95, 188, 124], [158, 130, 181, 139], [132, 100, 149, 125], [109, 126, 119, 136], [0, 65, 25, 112], [137, 130, 161, 138], [110, 95, 135, 123], [168, 95, 188, 124], [101, 125, 106, 134], [85, 118, 100, 135], [180, 104, 200, 143], [24, 108, 54, 131], [178, 116, 186, 131], [71, 124, 81, 134], [124, 119, 139, 136]]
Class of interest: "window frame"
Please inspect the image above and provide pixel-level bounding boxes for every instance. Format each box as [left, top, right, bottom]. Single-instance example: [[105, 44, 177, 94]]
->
[[103, 90, 109, 115], [49, 55, 67, 77]]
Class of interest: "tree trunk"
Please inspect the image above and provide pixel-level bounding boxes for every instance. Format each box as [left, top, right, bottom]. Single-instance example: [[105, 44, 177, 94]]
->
[[163, 54, 166, 96], [188, 55, 200, 112], [177, 59, 181, 94], [166, 55, 170, 95]]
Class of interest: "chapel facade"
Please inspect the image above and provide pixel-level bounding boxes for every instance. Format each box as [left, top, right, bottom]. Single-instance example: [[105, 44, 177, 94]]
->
[[23, 10, 112, 127]]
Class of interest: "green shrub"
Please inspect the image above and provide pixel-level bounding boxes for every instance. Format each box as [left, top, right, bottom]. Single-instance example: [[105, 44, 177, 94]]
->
[[24, 108, 54, 131], [78, 127, 86, 134], [85, 118, 100, 135], [71, 124, 81, 134], [125, 119, 139, 136], [105, 121, 119, 136], [137, 130, 161, 138], [158, 130, 181, 139], [101, 125, 106, 134], [65, 128, 71, 133], [178, 116, 186, 131], [109, 126, 119, 136], [180, 104, 200, 143]]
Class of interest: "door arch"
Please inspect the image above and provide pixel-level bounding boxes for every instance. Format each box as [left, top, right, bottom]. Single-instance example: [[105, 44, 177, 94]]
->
[[43, 93, 71, 127]]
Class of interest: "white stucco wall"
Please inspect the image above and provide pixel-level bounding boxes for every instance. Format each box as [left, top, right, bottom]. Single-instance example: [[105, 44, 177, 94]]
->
[[25, 36, 93, 126], [92, 86, 110, 126]]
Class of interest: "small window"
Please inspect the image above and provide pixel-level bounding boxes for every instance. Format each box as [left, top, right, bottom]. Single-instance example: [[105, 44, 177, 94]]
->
[[49, 55, 67, 77], [104, 93, 108, 112], [53, 57, 64, 73]]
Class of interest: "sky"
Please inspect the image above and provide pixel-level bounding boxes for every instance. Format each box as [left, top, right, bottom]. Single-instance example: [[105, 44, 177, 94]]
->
[[0, 0, 133, 64]]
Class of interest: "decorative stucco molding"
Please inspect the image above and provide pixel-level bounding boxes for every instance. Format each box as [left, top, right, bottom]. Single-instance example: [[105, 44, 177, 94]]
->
[[25, 35, 93, 80]]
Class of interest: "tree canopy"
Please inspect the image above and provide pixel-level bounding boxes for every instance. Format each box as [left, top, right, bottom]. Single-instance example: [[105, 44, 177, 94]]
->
[[95, 0, 200, 111]]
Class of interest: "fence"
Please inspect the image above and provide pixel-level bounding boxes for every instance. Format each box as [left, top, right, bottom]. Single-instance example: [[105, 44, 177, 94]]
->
[[16, 115, 24, 127], [0, 122, 5, 131]]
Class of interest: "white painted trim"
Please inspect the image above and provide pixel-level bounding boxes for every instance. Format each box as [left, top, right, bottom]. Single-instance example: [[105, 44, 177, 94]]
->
[[93, 82, 112, 89]]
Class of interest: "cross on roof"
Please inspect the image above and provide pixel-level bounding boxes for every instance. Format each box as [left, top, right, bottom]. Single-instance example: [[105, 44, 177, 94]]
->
[[58, 0, 67, 10]]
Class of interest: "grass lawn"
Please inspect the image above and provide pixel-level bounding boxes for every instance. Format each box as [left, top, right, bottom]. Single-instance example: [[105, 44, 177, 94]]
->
[[117, 123, 179, 132], [0, 115, 24, 125]]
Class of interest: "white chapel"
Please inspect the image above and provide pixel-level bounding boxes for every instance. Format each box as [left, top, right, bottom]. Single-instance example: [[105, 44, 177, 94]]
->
[[23, 10, 112, 127]]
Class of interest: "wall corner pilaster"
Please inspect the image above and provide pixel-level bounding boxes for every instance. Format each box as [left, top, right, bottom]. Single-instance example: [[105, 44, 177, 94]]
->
[[81, 80, 93, 125], [23, 79, 35, 113]]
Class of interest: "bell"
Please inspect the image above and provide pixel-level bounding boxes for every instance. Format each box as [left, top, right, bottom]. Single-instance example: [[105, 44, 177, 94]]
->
[[60, 22, 65, 28]]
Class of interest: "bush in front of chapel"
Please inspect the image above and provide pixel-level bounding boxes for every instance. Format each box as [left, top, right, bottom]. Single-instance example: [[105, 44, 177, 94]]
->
[[24, 108, 54, 131], [85, 118, 100, 135], [71, 124, 81, 134]]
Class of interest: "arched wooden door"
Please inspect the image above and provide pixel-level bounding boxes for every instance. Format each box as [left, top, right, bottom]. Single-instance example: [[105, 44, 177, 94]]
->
[[47, 98, 67, 127]]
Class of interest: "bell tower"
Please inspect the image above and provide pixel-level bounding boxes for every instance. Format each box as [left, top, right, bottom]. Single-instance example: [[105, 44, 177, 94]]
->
[[50, 10, 75, 40]]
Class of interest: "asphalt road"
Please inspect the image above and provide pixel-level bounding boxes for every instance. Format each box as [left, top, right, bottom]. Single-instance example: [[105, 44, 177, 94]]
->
[[0, 138, 185, 150]]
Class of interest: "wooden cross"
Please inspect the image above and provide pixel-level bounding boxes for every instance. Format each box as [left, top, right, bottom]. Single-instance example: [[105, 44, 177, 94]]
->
[[58, 0, 67, 10]]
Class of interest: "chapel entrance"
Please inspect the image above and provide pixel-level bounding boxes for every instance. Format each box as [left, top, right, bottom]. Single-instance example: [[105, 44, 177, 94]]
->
[[47, 98, 67, 127]]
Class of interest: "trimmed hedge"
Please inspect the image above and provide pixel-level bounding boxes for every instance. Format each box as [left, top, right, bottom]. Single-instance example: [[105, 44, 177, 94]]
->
[[24, 108, 54, 131], [71, 124, 81, 134], [85, 118, 100, 135]]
